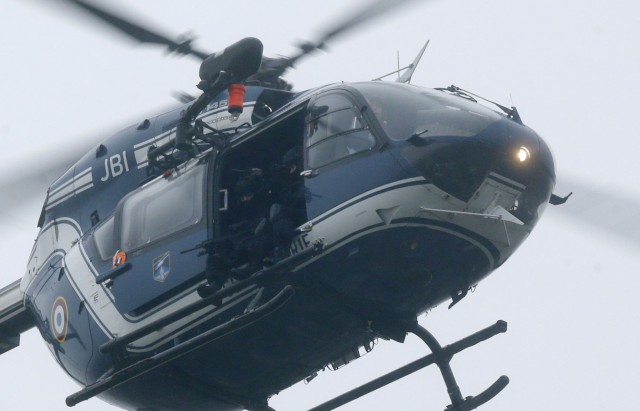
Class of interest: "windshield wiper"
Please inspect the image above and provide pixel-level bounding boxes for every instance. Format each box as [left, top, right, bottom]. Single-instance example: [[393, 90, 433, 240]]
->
[[436, 85, 523, 125], [406, 128, 430, 146]]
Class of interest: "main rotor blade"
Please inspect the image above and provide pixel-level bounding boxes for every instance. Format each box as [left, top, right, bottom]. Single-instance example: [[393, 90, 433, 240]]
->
[[551, 176, 640, 247], [0, 144, 93, 217], [61, 0, 210, 60], [256, 0, 428, 80], [293, 0, 427, 64], [0, 104, 178, 220]]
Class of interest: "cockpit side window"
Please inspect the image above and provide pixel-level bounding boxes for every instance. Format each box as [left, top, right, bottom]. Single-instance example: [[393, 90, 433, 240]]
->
[[307, 108, 364, 147], [306, 93, 375, 169]]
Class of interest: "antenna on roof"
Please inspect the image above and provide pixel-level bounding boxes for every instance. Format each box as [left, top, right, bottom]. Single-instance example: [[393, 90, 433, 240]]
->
[[396, 40, 429, 84]]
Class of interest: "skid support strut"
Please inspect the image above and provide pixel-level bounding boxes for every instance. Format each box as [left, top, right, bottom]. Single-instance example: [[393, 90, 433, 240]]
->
[[410, 322, 509, 410], [307, 320, 509, 411]]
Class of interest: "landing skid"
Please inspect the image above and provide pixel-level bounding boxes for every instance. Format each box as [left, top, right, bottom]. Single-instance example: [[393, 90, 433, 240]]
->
[[305, 320, 509, 411]]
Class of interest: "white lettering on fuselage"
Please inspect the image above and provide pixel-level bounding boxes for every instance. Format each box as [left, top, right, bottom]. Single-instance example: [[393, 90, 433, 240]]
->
[[289, 233, 311, 255], [100, 151, 131, 182], [205, 115, 236, 127], [206, 99, 228, 112]]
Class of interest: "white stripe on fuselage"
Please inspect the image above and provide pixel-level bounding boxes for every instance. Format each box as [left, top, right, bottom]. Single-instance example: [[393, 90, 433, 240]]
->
[[45, 167, 94, 211], [293, 177, 530, 271]]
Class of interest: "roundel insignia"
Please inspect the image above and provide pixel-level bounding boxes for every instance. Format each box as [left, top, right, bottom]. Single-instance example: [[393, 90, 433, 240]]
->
[[51, 297, 69, 343]]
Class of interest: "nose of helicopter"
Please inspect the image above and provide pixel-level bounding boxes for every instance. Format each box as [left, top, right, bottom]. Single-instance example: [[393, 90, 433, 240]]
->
[[294, 112, 556, 319], [309, 83, 557, 316], [398, 116, 555, 228]]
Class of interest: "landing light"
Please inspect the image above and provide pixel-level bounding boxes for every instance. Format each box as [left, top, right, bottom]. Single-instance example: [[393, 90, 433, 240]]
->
[[517, 146, 531, 163]]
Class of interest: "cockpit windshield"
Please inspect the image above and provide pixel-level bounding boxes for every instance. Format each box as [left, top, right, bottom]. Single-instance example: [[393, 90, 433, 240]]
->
[[351, 82, 503, 141]]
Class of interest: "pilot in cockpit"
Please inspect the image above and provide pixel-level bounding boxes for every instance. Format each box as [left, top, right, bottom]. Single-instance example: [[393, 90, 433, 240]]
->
[[368, 95, 389, 133]]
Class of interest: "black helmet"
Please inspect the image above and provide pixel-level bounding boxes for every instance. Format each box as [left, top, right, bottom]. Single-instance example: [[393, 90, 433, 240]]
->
[[283, 147, 302, 167], [235, 175, 261, 197]]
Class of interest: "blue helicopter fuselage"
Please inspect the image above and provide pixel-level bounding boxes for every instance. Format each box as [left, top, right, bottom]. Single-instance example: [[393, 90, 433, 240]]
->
[[21, 81, 555, 410]]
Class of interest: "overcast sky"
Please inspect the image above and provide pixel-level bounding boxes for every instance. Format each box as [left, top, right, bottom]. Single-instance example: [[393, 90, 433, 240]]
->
[[1, 0, 639, 410]]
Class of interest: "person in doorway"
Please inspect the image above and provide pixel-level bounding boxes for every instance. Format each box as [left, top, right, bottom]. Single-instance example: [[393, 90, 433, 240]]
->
[[198, 170, 273, 301], [228, 172, 274, 279], [264, 147, 306, 264]]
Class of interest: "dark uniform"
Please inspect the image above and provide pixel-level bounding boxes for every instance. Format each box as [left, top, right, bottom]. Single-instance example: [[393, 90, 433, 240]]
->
[[267, 147, 306, 259], [228, 172, 274, 278], [198, 151, 306, 298], [199, 172, 272, 298]]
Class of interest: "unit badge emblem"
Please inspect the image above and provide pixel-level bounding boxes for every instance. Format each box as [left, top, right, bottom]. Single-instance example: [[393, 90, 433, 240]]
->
[[152, 252, 171, 283]]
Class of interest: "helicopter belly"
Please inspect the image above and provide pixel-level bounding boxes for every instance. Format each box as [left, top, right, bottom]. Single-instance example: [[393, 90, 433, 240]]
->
[[293, 176, 531, 314], [92, 284, 374, 409]]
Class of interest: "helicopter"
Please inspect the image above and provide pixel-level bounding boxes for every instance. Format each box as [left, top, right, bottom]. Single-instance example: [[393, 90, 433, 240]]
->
[[0, 0, 584, 410]]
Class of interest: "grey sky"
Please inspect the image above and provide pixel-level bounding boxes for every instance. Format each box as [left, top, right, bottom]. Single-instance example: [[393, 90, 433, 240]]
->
[[1, 0, 639, 410]]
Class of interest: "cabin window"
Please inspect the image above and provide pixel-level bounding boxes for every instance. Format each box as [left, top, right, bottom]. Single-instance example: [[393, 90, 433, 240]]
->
[[306, 94, 375, 169], [120, 164, 205, 251], [93, 216, 116, 260]]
